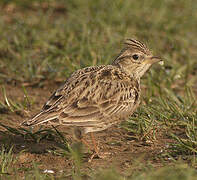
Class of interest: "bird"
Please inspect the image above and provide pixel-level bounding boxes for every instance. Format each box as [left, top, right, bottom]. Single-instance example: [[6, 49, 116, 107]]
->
[[22, 38, 162, 157]]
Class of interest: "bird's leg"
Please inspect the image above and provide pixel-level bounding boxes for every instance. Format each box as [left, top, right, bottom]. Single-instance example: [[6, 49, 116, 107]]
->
[[89, 132, 110, 162], [81, 138, 92, 151], [73, 127, 93, 153], [90, 132, 99, 154], [74, 128, 107, 161], [81, 136, 101, 162], [88, 132, 99, 162]]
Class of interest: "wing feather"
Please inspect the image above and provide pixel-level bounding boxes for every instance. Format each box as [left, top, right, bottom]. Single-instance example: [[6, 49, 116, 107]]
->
[[22, 65, 139, 128]]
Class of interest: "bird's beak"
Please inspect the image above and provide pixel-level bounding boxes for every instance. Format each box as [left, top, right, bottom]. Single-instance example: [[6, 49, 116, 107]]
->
[[143, 56, 163, 65]]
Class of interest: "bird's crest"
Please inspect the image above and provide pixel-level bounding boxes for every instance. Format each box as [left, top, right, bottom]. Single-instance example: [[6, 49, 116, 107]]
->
[[112, 38, 152, 65], [124, 38, 151, 55]]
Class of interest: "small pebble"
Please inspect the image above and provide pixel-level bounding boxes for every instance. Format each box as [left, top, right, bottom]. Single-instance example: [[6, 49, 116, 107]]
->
[[43, 169, 55, 174]]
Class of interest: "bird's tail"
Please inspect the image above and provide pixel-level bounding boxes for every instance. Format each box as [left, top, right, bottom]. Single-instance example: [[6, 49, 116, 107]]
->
[[21, 111, 58, 126]]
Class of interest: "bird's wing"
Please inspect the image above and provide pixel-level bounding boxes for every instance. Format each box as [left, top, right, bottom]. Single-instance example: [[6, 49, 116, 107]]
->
[[22, 65, 139, 127]]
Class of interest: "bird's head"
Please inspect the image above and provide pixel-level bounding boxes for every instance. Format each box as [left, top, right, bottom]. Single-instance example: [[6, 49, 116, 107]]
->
[[112, 39, 162, 78]]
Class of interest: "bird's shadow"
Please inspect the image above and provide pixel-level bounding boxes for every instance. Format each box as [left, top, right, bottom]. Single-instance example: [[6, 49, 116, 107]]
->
[[0, 123, 71, 154]]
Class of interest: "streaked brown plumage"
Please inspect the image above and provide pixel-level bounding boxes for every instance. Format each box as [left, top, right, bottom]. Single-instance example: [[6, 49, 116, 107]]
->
[[22, 39, 162, 137]]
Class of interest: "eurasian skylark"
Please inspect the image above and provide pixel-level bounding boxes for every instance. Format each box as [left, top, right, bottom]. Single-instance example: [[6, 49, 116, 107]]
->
[[22, 39, 162, 153]]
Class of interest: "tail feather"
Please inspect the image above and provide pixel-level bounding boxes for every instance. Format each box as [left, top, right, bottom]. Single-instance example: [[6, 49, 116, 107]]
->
[[21, 111, 58, 126]]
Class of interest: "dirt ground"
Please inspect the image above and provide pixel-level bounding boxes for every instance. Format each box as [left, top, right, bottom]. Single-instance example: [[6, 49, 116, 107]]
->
[[0, 83, 174, 177]]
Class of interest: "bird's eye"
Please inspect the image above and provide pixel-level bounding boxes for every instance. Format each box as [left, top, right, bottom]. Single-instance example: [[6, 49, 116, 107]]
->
[[132, 54, 139, 60]]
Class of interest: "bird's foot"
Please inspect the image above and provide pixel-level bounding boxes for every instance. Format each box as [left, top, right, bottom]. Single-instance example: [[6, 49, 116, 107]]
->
[[88, 151, 111, 162]]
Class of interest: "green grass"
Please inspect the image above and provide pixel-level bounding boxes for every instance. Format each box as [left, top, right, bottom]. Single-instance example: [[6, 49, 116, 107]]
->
[[0, 0, 197, 179]]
